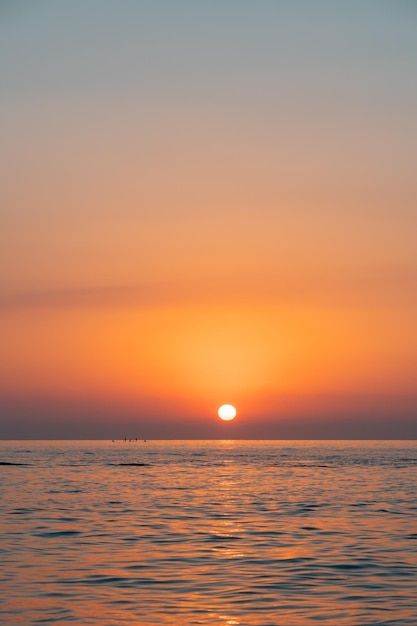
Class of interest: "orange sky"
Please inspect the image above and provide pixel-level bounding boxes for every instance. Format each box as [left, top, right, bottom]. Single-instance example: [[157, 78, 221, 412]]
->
[[1, 2, 416, 438]]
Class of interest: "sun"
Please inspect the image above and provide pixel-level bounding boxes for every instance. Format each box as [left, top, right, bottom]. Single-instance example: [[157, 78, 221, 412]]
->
[[218, 404, 237, 421]]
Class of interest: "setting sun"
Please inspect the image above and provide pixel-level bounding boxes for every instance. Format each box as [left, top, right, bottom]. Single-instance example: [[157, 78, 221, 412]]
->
[[218, 404, 237, 421]]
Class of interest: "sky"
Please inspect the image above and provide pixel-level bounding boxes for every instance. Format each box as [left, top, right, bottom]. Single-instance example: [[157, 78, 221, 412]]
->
[[1, 1, 416, 439]]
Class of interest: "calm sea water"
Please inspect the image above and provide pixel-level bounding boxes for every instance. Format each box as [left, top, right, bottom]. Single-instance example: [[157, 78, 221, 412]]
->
[[1, 440, 416, 625]]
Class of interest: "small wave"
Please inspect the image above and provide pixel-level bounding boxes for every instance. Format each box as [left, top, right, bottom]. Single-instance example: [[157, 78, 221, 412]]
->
[[0, 461, 28, 466], [112, 462, 150, 467], [9, 507, 41, 515], [35, 530, 82, 538], [274, 462, 331, 468]]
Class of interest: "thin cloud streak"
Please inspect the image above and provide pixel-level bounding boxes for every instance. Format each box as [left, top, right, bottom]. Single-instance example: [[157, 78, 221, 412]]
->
[[0, 266, 416, 311]]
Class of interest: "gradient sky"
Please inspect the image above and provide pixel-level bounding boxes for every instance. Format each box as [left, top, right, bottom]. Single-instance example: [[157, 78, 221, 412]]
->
[[1, 1, 416, 438]]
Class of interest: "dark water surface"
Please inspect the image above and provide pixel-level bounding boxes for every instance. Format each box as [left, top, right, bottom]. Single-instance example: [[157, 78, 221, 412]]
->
[[1, 440, 416, 625]]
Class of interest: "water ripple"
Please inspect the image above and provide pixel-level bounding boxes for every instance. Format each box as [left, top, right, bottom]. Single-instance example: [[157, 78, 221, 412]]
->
[[0, 440, 416, 625]]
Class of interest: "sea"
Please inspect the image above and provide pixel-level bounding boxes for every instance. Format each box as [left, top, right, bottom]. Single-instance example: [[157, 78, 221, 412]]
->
[[0, 440, 416, 625]]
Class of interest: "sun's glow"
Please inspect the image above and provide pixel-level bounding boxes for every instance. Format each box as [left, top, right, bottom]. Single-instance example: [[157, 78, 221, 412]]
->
[[218, 404, 237, 421]]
